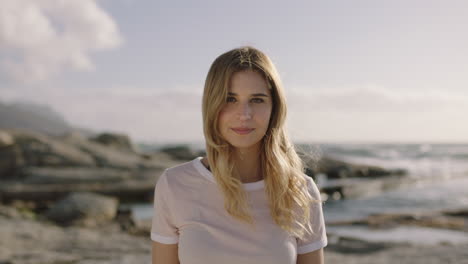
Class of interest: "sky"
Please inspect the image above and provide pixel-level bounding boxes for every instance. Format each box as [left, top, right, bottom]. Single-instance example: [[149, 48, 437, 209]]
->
[[1, 0, 467, 144]]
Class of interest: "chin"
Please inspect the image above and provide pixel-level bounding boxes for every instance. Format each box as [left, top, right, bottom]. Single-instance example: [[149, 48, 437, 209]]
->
[[226, 139, 262, 150]]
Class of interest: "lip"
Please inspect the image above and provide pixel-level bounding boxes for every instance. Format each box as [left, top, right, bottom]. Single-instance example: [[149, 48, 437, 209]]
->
[[231, 128, 255, 135]]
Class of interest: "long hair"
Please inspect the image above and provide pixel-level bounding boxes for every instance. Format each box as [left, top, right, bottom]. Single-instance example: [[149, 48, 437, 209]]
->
[[202, 46, 316, 239]]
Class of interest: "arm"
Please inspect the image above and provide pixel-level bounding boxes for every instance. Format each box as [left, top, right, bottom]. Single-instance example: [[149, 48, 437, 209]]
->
[[297, 248, 324, 264], [152, 241, 179, 264]]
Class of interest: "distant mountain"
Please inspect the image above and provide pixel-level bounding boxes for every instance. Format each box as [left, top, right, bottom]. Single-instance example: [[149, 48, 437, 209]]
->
[[0, 100, 93, 136]]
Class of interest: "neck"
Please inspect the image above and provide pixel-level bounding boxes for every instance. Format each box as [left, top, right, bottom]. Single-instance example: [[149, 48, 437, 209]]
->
[[232, 145, 263, 183]]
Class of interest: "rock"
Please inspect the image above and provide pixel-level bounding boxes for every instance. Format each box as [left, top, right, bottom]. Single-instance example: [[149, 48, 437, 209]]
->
[[0, 131, 24, 178], [46, 192, 118, 227], [3, 130, 177, 171], [443, 208, 468, 217], [328, 211, 468, 232], [130, 212, 152, 236], [0, 130, 14, 147], [2, 129, 95, 170], [91, 132, 137, 153], [413, 215, 467, 231], [21, 167, 132, 184], [115, 206, 151, 236], [326, 236, 392, 254], [61, 132, 148, 170], [0, 205, 21, 219], [160, 145, 200, 161], [2, 202, 468, 264], [0, 211, 150, 264], [305, 156, 407, 180], [0, 169, 163, 203], [138, 151, 181, 170]]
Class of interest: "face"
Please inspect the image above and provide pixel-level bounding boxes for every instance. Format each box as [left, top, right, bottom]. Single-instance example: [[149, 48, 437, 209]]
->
[[218, 70, 273, 152]]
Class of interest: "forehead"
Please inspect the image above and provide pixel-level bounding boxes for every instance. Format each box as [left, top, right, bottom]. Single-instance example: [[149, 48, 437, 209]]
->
[[228, 70, 270, 94]]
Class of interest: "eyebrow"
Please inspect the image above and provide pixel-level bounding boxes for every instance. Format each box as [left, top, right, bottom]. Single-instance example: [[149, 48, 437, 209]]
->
[[228, 92, 269, 97]]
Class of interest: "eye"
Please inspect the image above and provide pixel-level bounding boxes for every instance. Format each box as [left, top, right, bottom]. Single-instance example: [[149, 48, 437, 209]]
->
[[226, 96, 236, 103], [251, 98, 264, 103]]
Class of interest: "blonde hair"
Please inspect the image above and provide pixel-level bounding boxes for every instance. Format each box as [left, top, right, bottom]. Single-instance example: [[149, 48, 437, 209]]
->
[[202, 46, 316, 239]]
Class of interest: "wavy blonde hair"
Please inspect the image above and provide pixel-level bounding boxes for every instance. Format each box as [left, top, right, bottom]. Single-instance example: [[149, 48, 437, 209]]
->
[[202, 46, 316, 239]]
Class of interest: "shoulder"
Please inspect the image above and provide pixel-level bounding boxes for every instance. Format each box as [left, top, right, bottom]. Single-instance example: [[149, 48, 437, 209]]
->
[[155, 159, 199, 203], [165, 159, 197, 178], [158, 157, 206, 190], [302, 174, 322, 201]]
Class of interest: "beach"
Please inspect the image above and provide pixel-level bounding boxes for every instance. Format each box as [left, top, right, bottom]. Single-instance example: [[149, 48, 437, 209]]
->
[[1, 130, 468, 263], [1, 205, 467, 264]]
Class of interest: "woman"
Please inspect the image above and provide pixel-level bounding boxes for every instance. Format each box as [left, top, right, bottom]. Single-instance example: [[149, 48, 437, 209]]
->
[[151, 46, 327, 264]]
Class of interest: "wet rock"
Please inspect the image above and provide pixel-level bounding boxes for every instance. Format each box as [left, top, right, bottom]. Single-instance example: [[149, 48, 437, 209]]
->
[[310, 157, 406, 180], [46, 192, 118, 227], [326, 236, 393, 254], [319, 175, 413, 200], [328, 211, 468, 232], [364, 213, 468, 231], [115, 206, 151, 237], [413, 215, 467, 231], [130, 213, 152, 236], [443, 208, 468, 217]]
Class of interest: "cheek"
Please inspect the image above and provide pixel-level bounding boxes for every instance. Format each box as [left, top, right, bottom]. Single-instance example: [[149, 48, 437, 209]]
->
[[258, 107, 272, 127], [217, 110, 229, 129]]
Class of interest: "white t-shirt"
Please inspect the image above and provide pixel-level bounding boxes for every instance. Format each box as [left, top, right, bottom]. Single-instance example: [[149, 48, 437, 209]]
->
[[151, 157, 327, 264]]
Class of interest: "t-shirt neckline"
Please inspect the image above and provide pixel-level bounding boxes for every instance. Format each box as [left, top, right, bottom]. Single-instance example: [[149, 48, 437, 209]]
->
[[193, 157, 265, 191]]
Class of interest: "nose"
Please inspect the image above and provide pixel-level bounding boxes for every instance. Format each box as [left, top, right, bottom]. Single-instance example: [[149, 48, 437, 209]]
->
[[237, 102, 252, 121]]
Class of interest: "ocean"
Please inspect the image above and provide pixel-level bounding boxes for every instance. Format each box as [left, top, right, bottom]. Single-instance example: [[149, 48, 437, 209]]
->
[[311, 143, 468, 221]]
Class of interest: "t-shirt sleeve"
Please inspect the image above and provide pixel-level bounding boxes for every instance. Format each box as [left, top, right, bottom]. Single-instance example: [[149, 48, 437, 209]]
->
[[151, 170, 179, 244], [296, 176, 328, 254]]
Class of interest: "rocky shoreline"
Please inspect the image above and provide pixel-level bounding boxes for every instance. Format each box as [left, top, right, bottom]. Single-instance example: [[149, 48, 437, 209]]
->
[[1, 129, 466, 263], [1, 203, 467, 264], [0, 129, 406, 204]]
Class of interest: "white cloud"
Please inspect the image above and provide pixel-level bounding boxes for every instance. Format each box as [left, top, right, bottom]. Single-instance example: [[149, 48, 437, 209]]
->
[[0, 0, 123, 82]]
